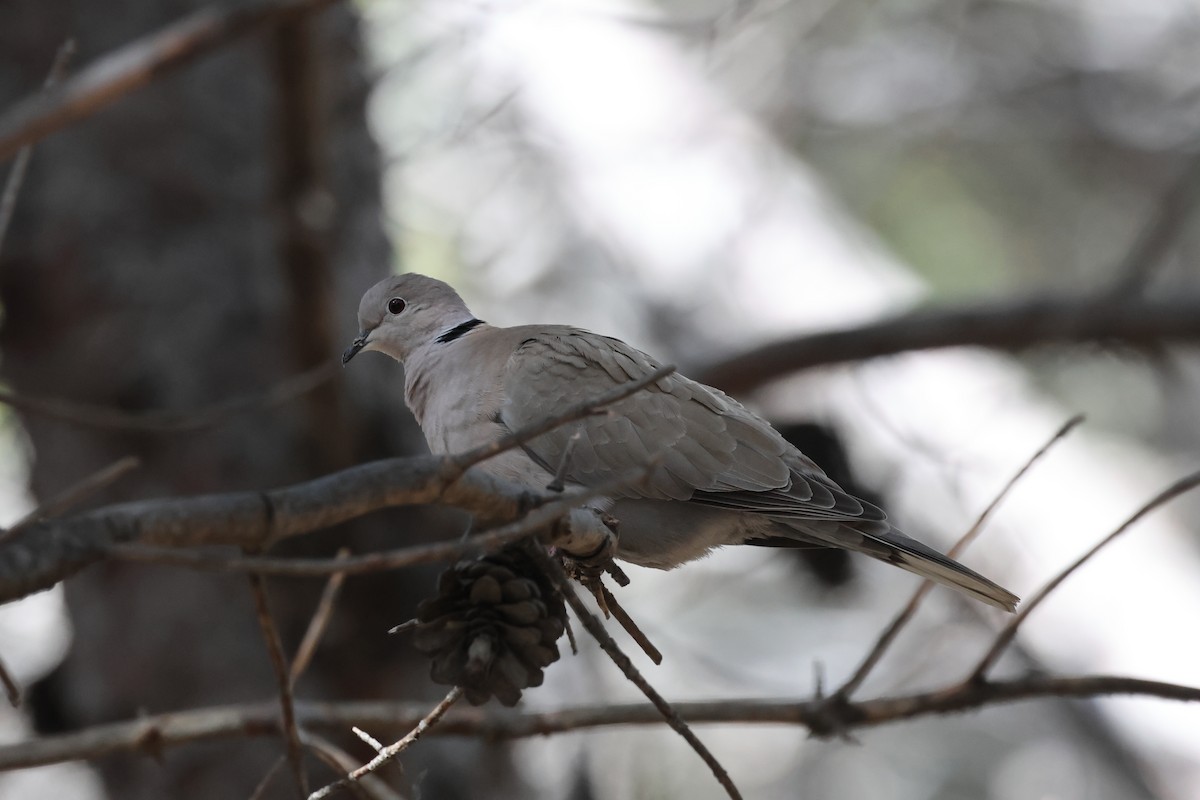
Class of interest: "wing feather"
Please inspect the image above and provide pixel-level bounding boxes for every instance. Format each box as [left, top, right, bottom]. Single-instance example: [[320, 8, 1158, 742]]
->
[[502, 329, 887, 528], [502, 329, 872, 519]]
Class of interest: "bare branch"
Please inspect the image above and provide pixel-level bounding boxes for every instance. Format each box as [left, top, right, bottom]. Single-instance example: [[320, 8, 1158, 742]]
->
[[1110, 153, 1200, 294], [307, 687, 463, 800], [0, 0, 344, 162], [0, 40, 75, 256], [301, 732, 404, 800], [108, 464, 656, 577], [248, 756, 288, 800], [968, 470, 1200, 682], [351, 728, 385, 754], [0, 674, 1195, 772], [289, 549, 350, 686], [532, 547, 743, 800], [1, 457, 139, 541], [0, 654, 20, 708], [695, 295, 1200, 395], [834, 415, 1084, 700], [0, 454, 500, 603], [0, 369, 666, 603], [600, 582, 663, 666], [248, 571, 309, 797], [0, 359, 338, 434]]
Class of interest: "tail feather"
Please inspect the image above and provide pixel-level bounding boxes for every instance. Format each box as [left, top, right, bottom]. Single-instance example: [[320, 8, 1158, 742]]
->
[[773, 522, 1019, 611]]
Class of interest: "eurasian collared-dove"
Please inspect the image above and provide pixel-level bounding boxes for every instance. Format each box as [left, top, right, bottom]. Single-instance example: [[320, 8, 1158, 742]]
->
[[343, 274, 1018, 611]]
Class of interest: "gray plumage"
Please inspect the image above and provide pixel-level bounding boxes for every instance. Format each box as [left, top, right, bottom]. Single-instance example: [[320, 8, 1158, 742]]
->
[[344, 273, 1018, 611]]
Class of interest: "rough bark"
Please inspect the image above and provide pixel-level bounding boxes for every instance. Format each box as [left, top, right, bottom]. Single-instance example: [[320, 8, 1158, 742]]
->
[[0, 3, 517, 798]]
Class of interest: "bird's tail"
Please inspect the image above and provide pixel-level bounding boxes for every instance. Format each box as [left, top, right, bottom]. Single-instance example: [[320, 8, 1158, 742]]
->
[[780, 522, 1019, 611]]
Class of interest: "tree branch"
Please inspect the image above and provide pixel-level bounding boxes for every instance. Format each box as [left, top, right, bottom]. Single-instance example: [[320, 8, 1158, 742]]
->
[[300, 731, 404, 800], [0, 0, 344, 162], [695, 294, 1200, 395], [308, 687, 463, 800], [833, 415, 1083, 700], [1109, 153, 1200, 294], [289, 549, 350, 686], [247, 572, 310, 796], [968, 469, 1200, 682], [0, 373, 670, 603], [0, 675, 1194, 772], [0, 451, 490, 604], [108, 464, 655, 578], [1, 456, 139, 540], [0, 39, 75, 255], [532, 547, 742, 800]]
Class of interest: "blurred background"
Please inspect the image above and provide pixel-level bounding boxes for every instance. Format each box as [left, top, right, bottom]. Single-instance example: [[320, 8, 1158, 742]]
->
[[2, 0, 1200, 797]]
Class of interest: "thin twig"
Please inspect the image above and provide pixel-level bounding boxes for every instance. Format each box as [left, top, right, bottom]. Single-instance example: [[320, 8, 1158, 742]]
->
[[546, 431, 582, 493], [0, 0, 344, 162], [600, 582, 663, 665], [248, 755, 288, 800], [289, 548, 350, 686], [531, 547, 743, 800], [0, 359, 338, 434], [1109, 153, 1200, 295], [448, 364, 675, 474], [1, 456, 140, 542], [0, 40, 75, 257], [248, 571, 310, 797], [0, 673, 1195, 770], [351, 728, 385, 754], [0, 454, 140, 696], [301, 731, 403, 800], [0, 654, 20, 708], [834, 415, 1084, 700], [968, 470, 1200, 682], [307, 687, 464, 800]]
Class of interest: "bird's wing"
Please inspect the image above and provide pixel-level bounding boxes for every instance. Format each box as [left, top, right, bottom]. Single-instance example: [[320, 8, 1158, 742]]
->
[[501, 329, 1018, 610], [501, 328, 873, 524]]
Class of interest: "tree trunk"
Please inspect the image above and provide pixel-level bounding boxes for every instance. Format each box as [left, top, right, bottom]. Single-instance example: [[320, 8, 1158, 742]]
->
[[0, 3, 520, 797]]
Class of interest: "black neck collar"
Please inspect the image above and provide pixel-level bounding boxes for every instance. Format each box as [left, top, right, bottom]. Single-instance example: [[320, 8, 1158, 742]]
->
[[436, 318, 485, 344]]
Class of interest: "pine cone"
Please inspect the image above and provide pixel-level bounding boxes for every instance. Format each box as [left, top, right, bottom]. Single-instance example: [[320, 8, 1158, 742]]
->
[[412, 548, 567, 706]]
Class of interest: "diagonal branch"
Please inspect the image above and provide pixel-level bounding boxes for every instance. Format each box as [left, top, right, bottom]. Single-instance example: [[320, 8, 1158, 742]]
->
[[447, 364, 675, 474], [968, 470, 1200, 682], [1109, 153, 1200, 295], [0, 0, 344, 162], [300, 731, 404, 800], [289, 549, 350, 686], [1, 457, 139, 541], [307, 687, 463, 800], [0, 40, 75, 256], [531, 546, 743, 800], [248, 571, 310, 797], [833, 415, 1083, 700]]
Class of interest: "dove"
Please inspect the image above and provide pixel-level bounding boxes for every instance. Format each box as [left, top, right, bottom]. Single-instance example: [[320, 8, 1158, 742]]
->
[[343, 273, 1018, 611]]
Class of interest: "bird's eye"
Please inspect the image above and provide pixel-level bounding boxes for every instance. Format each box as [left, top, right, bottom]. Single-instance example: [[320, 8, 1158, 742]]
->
[[387, 297, 406, 315]]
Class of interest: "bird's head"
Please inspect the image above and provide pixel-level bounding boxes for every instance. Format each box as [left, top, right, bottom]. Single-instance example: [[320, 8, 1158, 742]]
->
[[343, 273, 478, 365]]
